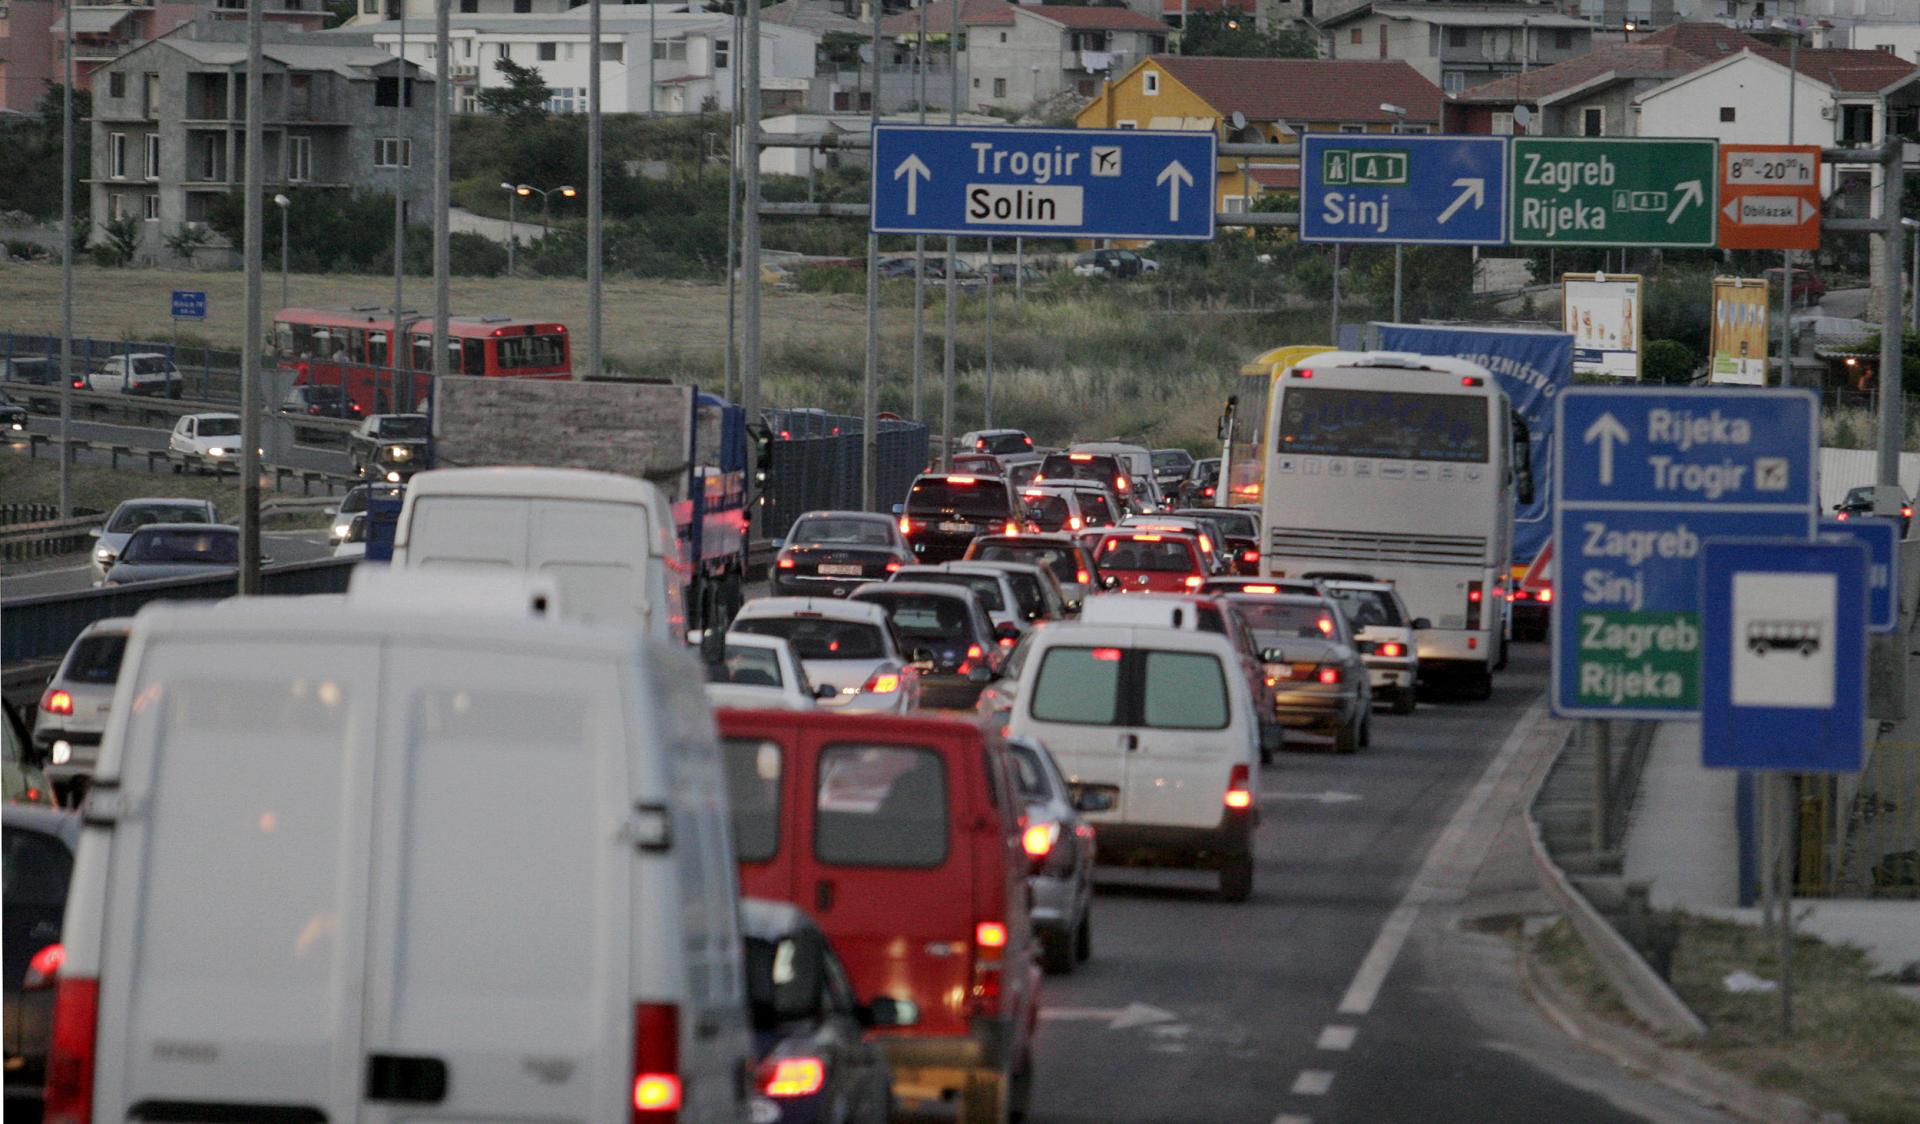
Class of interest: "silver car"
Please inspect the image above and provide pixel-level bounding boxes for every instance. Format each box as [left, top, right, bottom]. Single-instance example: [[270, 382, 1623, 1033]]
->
[[327, 483, 404, 547], [889, 564, 1028, 644], [90, 497, 220, 582], [100, 523, 253, 587], [1322, 580, 1424, 715], [728, 597, 922, 714], [32, 617, 133, 802], [1229, 593, 1373, 754], [1006, 737, 1099, 975]]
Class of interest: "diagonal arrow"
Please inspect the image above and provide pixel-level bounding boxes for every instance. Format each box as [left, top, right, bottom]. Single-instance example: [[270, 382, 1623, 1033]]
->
[[1667, 180, 1704, 225], [1583, 411, 1630, 487], [1436, 177, 1485, 225], [893, 153, 932, 216], [1156, 160, 1193, 223]]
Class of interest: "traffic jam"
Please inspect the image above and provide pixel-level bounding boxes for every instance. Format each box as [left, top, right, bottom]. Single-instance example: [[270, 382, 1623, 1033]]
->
[[7, 348, 1530, 1124]]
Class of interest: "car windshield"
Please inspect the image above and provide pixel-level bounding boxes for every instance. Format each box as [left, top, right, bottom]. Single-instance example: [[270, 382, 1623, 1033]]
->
[[1039, 455, 1121, 487], [907, 479, 1010, 520], [710, 643, 783, 687], [1007, 461, 1043, 489], [378, 415, 430, 438], [732, 617, 887, 660], [1098, 537, 1197, 572], [132, 357, 172, 374], [975, 543, 1082, 585], [1325, 587, 1405, 629], [1194, 510, 1256, 537], [864, 593, 972, 640], [1072, 490, 1117, 525], [999, 571, 1047, 618], [196, 417, 241, 437], [905, 572, 1004, 612], [790, 516, 895, 547], [109, 503, 209, 532], [64, 633, 128, 684], [119, 528, 238, 564], [1153, 450, 1193, 471], [303, 386, 344, 402], [1236, 601, 1337, 639]]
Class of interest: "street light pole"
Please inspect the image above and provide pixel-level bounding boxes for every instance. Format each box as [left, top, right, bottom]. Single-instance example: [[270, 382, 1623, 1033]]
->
[[274, 195, 291, 310], [587, 0, 603, 379], [57, 0, 73, 517], [501, 181, 517, 276], [239, 0, 264, 596], [1382, 102, 1407, 322]]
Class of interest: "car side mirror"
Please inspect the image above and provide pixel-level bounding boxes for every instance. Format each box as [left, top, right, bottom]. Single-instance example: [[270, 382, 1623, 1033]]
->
[[1261, 647, 1284, 663], [1101, 575, 1120, 590], [259, 554, 274, 565], [1412, 618, 1432, 631], [88, 527, 101, 538], [968, 666, 994, 685], [1072, 786, 1116, 813], [812, 683, 839, 701], [1065, 599, 1083, 614], [860, 997, 919, 1029], [770, 937, 826, 1023]]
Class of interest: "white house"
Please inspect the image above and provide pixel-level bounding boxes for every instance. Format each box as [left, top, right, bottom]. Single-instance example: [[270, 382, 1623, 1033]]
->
[[365, 11, 820, 114], [759, 110, 1002, 176]]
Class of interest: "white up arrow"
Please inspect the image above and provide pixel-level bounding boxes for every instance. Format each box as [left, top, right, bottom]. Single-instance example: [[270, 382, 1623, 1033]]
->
[[1584, 411, 1631, 487], [1667, 180, 1704, 224], [1436, 177, 1486, 225], [893, 153, 932, 216], [1156, 160, 1193, 223]]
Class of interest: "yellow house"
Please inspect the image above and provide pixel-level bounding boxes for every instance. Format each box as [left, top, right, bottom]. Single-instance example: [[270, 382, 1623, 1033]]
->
[[1075, 56, 1446, 216]]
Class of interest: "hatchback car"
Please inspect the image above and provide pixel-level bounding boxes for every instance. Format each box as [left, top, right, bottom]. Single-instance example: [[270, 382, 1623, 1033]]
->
[[953, 559, 1073, 625], [33, 617, 132, 803], [730, 597, 922, 714], [851, 582, 1003, 708], [889, 564, 1028, 644], [3, 803, 79, 1117], [1323, 580, 1424, 715], [1018, 486, 1087, 534], [89, 497, 220, 581], [1005, 737, 1097, 975], [1121, 514, 1233, 575], [743, 898, 904, 1124], [1833, 484, 1913, 536], [959, 429, 1035, 457], [1177, 506, 1259, 572], [898, 473, 1021, 564], [1091, 530, 1208, 594], [166, 413, 245, 471], [965, 533, 1100, 607], [706, 634, 832, 711], [1151, 448, 1195, 495], [773, 511, 914, 596], [99, 523, 251, 587], [1231, 593, 1372, 753]]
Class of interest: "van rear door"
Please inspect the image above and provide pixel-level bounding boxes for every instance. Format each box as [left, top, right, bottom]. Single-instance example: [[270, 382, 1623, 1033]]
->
[[360, 642, 631, 1122], [92, 635, 383, 1124], [1015, 630, 1131, 824], [719, 718, 802, 907], [1126, 641, 1244, 829]]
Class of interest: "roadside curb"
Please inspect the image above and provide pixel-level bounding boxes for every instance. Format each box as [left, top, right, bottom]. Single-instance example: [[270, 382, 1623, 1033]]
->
[[1518, 942, 1841, 1124]]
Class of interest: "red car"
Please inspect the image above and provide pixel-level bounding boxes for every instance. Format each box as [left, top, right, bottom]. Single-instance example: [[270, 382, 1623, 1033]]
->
[[1091, 531, 1208, 593], [715, 710, 1041, 1123]]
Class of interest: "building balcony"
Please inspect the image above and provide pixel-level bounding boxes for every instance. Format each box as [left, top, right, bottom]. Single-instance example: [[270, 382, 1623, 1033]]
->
[[1063, 49, 1122, 73]]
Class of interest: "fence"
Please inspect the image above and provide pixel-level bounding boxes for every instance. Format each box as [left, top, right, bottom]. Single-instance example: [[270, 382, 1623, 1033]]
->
[[2, 330, 243, 403], [759, 410, 930, 540]]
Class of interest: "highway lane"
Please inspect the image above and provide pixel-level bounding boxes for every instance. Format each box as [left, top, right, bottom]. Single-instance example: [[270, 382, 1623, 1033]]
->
[[1026, 646, 1732, 1124], [2, 529, 337, 599], [13, 413, 350, 476]]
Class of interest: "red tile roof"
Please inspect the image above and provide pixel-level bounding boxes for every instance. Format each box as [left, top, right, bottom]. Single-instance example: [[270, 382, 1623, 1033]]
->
[[879, 0, 1015, 36], [1148, 57, 1444, 124], [1455, 43, 1711, 104], [1025, 4, 1170, 32], [1159, 0, 1255, 14], [1247, 166, 1300, 190], [1752, 46, 1919, 93], [1636, 21, 1769, 59]]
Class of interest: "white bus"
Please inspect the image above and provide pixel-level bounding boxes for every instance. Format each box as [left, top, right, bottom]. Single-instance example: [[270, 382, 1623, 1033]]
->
[[1257, 352, 1532, 698]]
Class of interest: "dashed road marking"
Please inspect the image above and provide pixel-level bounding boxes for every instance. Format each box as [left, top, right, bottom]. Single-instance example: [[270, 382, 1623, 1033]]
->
[[1290, 1070, 1335, 1097], [1316, 1024, 1357, 1051], [1271, 1115, 1312, 1124]]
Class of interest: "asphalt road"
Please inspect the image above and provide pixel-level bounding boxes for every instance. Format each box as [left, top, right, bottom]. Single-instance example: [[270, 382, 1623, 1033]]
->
[[13, 412, 350, 476], [1026, 645, 1732, 1124], [2, 528, 338, 598]]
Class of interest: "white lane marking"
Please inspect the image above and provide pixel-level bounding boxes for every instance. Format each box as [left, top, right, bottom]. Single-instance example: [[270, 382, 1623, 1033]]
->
[[1272, 1116, 1313, 1124], [1315, 1024, 1357, 1051], [1336, 699, 1549, 1017], [1290, 1070, 1335, 1096]]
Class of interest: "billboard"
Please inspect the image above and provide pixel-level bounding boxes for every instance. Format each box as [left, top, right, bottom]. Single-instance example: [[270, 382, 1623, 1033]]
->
[[1562, 273, 1643, 380], [1710, 276, 1771, 386]]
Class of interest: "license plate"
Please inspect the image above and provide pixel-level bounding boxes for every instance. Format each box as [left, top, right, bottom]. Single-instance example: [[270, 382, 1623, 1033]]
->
[[939, 521, 973, 533], [818, 564, 862, 576]]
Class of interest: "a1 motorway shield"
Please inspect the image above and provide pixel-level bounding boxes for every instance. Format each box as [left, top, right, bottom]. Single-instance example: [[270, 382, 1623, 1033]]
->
[[1299, 134, 1506, 245], [1510, 137, 1717, 248], [1552, 386, 1818, 718], [870, 125, 1217, 241]]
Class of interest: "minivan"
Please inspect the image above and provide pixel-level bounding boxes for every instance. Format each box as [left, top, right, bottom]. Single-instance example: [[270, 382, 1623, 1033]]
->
[[715, 709, 1040, 1123], [1006, 622, 1262, 901], [47, 592, 751, 1124]]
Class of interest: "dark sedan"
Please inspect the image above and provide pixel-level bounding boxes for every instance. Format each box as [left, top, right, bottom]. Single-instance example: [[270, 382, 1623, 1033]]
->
[[100, 523, 257, 587], [1833, 485, 1913, 536], [850, 583, 1002, 708], [772, 511, 913, 597], [4, 803, 80, 1121], [744, 898, 905, 1124]]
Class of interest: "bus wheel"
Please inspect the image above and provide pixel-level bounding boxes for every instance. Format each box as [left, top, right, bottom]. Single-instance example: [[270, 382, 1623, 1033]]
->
[[1469, 670, 1494, 701]]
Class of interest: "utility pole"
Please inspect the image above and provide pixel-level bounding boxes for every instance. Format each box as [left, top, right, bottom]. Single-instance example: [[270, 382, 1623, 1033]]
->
[[941, 0, 958, 468], [1781, 0, 1797, 389], [722, 0, 743, 401], [57, 0, 73, 517], [861, 0, 880, 511], [648, 0, 657, 116], [911, 0, 928, 421], [392, 6, 407, 408], [587, 0, 604, 379], [239, 0, 264, 595], [502, 182, 517, 276], [742, 0, 763, 431], [1877, 144, 1906, 490], [433, 0, 450, 384]]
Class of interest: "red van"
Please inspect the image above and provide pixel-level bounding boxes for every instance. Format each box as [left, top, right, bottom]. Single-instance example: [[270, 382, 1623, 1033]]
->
[[715, 709, 1041, 1123]]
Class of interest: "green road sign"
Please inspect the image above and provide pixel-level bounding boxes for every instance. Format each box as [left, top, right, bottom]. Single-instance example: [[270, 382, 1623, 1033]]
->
[[1509, 137, 1717, 248]]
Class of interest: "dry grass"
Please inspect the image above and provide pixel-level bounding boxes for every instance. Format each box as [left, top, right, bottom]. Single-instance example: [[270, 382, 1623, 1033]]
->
[[0, 453, 329, 529]]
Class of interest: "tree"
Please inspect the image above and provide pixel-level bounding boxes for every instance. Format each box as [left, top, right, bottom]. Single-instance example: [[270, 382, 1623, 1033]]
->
[[1643, 339, 1698, 385], [476, 58, 554, 120], [96, 215, 141, 266], [1176, 12, 1317, 59], [163, 224, 214, 264], [324, 0, 359, 28]]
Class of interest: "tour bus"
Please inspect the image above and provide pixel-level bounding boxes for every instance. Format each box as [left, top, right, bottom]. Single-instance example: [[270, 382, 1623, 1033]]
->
[[1257, 351, 1532, 698], [1218, 344, 1332, 510], [271, 306, 571, 415]]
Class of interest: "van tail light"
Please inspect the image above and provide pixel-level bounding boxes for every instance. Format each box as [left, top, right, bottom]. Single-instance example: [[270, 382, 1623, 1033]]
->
[[1076, 569, 1091, 586], [1184, 575, 1204, 589], [631, 1002, 682, 1120], [1317, 666, 1342, 685], [1068, 516, 1083, 530], [44, 976, 99, 1124], [1203, 486, 1216, 497], [1022, 822, 1059, 859], [1466, 581, 1484, 630], [1224, 764, 1252, 810], [885, 559, 904, 573], [775, 553, 796, 569], [1376, 642, 1404, 658], [1316, 616, 1334, 637], [967, 643, 984, 660], [971, 922, 1007, 1016], [24, 943, 65, 990], [761, 1057, 826, 1098], [899, 516, 914, 535], [1538, 588, 1553, 604], [862, 671, 902, 695], [41, 688, 74, 716]]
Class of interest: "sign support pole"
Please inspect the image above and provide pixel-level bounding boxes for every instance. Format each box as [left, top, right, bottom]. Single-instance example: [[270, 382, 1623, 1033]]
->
[[1591, 719, 1612, 854], [1876, 145, 1905, 490], [1330, 243, 1341, 345], [1777, 772, 1796, 1038], [940, 0, 958, 469], [861, 0, 880, 513], [1393, 243, 1404, 323]]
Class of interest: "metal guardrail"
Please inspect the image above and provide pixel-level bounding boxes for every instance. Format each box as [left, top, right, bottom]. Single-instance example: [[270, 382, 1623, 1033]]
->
[[17, 432, 354, 492], [0, 511, 106, 562]]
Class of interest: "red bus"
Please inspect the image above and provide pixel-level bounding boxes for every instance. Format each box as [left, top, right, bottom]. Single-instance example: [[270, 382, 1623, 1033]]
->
[[272, 305, 570, 415]]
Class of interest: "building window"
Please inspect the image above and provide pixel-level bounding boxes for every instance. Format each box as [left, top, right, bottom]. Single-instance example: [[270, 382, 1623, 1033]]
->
[[1339, 123, 1365, 133], [145, 194, 160, 222], [1349, 27, 1362, 44], [1720, 106, 1736, 122], [715, 38, 729, 68], [375, 137, 412, 167], [1394, 123, 1429, 134], [1840, 104, 1875, 145], [376, 76, 414, 106], [513, 0, 531, 10], [1442, 71, 1465, 93], [999, 31, 1006, 42], [650, 41, 682, 61], [288, 135, 312, 181], [1143, 71, 1159, 95], [1447, 27, 1467, 48], [460, 0, 477, 10], [602, 41, 624, 62], [1492, 111, 1514, 135], [993, 77, 1007, 98], [539, 42, 557, 60], [497, 43, 512, 59], [108, 72, 126, 99], [1582, 106, 1604, 136], [1555, 30, 1573, 49], [362, 0, 378, 11], [108, 193, 127, 221], [972, 77, 981, 89], [1116, 119, 1136, 129], [144, 134, 159, 179], [109, 133, 128, 178], [1222, 195, 1248, 214], [144, 73, 160, 117]]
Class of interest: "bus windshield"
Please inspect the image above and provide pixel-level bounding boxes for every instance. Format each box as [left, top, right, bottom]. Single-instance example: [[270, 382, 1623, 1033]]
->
[[1277, 387, 1488, 463]]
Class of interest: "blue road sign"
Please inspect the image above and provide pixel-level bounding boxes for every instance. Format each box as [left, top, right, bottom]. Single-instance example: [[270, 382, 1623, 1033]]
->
[[1819, 517, 1899, 632], [869, 125, 1217, 241], [1299, 134, 1507, 245], [170, 290, 206, 320], [1702, 539, 1866, 773], [1552, 387, 1819, 718]]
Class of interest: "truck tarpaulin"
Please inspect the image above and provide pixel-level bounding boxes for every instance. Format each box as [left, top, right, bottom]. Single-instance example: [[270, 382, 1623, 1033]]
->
[[1372, 323, 1571, 565]]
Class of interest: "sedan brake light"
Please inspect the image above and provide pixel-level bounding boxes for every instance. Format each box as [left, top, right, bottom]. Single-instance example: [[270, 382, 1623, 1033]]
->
[[1317, 666, 1342, 685], [762, 1057, 826, 1098], [1376, 642, 1404, 658], [1022, 822, 1059, 858], [41, 688, 74, 716], [24, 943, 64, 990], [862, 671, 902, 694]]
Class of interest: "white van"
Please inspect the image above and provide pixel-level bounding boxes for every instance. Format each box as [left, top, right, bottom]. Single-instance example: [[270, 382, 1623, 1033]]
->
[[46, 595, 751, 1124], [1069, 442, 1164, 510], [1006, 622, 1262, 901], [393, 466, 686, 642]]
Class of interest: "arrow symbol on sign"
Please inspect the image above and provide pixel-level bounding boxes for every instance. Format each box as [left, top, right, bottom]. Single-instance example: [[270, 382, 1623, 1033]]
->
[[1157, 160, 1193, 222], [893, 153, 932, 216], [1667, 179, 1704, 224], [1584, 411, 1631, 487], [1436, 177, 1485, 225]]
